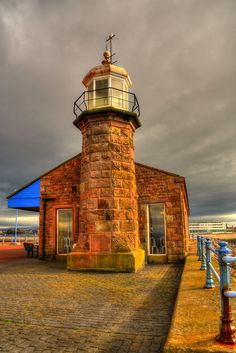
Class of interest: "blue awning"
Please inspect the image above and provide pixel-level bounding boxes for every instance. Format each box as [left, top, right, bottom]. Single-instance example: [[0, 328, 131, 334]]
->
[[8, 179, 40, 212]]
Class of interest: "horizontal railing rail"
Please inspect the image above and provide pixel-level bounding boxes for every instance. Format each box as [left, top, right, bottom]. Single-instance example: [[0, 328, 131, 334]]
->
[[197, 235, 236, 344], [0, 235, 39, 244], [73, 87, 140, 118]]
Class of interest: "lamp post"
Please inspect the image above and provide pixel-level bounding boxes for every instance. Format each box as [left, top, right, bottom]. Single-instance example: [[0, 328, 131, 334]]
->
[[14, 209, 18, 244]]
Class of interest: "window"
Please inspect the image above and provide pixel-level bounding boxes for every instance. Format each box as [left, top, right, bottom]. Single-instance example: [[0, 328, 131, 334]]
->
[[148, 204, 166, 255], [123, 82, 128, 110], [87, 77, 129, 110], [95, 79, 108, 107], [111, 78, 123, 108], [57, 209, 72, 254], [88, 82, 93, 109]]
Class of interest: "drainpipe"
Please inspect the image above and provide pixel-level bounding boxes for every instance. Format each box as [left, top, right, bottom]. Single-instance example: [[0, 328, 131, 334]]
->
[[42, 197, 55, 259]]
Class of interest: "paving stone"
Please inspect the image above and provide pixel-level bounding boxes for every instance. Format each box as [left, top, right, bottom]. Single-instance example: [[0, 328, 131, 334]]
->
[[0, 257, 183, 352]]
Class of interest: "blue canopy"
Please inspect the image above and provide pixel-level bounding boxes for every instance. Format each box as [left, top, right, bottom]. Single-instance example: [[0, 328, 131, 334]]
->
[[8, 179, 40, 212]]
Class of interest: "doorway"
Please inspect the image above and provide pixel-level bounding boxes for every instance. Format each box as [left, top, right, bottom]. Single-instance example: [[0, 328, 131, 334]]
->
[[57, 209, 72, 254], [148, 204, 166, 255]]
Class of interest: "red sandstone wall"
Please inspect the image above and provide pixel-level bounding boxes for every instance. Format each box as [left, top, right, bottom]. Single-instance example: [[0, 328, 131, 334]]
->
[[135, 163, 189, 262], [39, 154, 81, 258], [38, 152, 189, 262]]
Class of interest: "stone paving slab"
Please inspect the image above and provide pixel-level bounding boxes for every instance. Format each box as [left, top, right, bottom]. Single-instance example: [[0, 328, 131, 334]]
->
[[164, 255, 236, 353], [0, 256, 183, 353]]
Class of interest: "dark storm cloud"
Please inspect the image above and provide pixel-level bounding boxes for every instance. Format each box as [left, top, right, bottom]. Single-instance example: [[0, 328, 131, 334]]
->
[[0, 0, 236, 226]]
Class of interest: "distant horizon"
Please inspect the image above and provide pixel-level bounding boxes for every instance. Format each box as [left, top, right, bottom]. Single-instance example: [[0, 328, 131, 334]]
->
[[0, 212, 236, 230]]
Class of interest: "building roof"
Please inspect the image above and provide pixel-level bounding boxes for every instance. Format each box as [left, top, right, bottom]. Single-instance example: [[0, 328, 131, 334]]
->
[[7, 153, 189, 214], [135, 162, 183, 178], [7, 179, 40, 212], [82, 62, 132, 87], [7, 153, 81, 199]]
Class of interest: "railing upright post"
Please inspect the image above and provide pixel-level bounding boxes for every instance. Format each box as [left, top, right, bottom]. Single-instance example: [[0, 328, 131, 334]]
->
[[216, 241, 236, 344], [197, 235, 201, 261], [200, 237, 206, 270], [204, 238, 214, 288], [197, 235, 202, 261]]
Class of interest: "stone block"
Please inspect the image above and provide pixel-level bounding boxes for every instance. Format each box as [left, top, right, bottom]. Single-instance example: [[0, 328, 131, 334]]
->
[[90, 153, 100, 162], [111, 161, 121, 170], [95, 220, 112, 232], [100, 188, 113, 197], [90, 170, 101, 178], [67, 249, 145, 272], [120, 220, 135, 232], [112, 178, 122, 188], [90, 233, 111, 252], [101, 170, 111, 178], [97, 199, 109, 209], [148, 255, 168, 264], [92, 126, 110, 135], [119, 198, 132, 209]]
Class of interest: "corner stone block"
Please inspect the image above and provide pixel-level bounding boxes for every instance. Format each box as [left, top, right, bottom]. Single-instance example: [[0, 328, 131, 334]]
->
[[67, 249, 145, 272]]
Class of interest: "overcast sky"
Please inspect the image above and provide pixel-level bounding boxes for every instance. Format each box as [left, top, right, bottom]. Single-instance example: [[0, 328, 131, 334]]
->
[[0, 0, 236, 228]]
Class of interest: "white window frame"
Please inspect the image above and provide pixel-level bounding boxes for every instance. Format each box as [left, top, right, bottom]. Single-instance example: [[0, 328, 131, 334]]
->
[[146, 203, 167, 256], [88, 75, 128, 109]]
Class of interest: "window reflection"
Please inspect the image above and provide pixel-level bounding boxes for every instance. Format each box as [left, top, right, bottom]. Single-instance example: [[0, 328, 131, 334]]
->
[[149, 204, 166, 254], [111, 78, 123, 108], [95, 79, 108, 107], [58, 209, 72, 254]]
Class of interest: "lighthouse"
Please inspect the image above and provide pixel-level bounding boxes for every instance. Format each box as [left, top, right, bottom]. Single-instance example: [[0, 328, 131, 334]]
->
[[67, 37, 145, 271], [7, 35, 190, 267]]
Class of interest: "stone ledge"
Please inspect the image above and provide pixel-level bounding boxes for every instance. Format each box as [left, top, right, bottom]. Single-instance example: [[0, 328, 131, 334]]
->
[[73, 107, 141, 130], [67, 248, 145, 272], [148, 254, 168, 264], [164, 255, 236, 353]]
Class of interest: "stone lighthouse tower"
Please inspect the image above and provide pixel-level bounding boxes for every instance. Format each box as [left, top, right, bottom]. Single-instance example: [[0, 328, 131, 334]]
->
[[67, 39, 145, 271]]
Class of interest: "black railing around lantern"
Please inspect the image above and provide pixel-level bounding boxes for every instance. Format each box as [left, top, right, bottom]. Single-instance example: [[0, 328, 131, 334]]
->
[[73, 87, 140, 118]]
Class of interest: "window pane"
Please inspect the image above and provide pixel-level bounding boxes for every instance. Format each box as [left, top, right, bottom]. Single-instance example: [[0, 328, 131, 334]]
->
[[95, 79, 108, 107], [111, 78, 123, 108], [123, 82, 128, 110], [149, 204, 166, 254], [112, 78, 122, 90], [88, 82, 93, 109], [58, 209, 72, 254]]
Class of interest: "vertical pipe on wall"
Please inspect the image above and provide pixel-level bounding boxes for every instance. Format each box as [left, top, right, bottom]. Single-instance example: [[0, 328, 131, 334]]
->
[[42, 197, 55, 259]]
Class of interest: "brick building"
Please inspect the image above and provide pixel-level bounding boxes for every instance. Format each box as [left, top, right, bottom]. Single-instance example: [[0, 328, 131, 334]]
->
[[8, 49, 189, 271]]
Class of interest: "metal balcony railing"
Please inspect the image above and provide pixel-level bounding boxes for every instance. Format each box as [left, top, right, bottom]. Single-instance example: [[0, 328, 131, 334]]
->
[[73, 87, 140, 118], [196, 235, 236, 344]]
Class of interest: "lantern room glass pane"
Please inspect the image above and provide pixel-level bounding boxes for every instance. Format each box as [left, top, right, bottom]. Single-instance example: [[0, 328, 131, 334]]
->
[[148, 204, 166, 254], [57, 209, 72, 254], [88, 82, 93, 109], [95, 79, 108, 107], [123, 82, 128, 110], [111, 78, 123, 108]]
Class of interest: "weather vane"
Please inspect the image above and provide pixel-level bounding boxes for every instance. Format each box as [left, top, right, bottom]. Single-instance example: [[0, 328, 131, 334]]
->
[[105, 33, 117, 64]]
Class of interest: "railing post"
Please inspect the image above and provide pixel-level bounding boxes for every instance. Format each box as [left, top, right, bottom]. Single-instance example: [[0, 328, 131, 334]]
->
[[204, 238, 214, 288], [197, 235, 202, 261], [216, 241, 236, 344], [197, 235, 201, 261], [200, 237, 206, 270]]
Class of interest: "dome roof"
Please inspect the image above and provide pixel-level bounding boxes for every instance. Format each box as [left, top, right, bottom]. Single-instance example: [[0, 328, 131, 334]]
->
[[82, 54, 132, 87]]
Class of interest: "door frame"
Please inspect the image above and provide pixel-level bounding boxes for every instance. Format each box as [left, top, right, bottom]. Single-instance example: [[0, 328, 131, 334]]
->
[[56, 207, 74, 255], [146, 203, 167, 256]]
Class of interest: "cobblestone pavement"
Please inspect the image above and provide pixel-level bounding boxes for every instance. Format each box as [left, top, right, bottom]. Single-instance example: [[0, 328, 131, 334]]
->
[[0, 255, 183, 353]]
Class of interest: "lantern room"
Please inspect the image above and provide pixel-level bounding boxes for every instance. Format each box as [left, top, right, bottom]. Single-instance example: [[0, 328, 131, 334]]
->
[[83, 50, 131, 111], [73, 51, 140, 118]]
